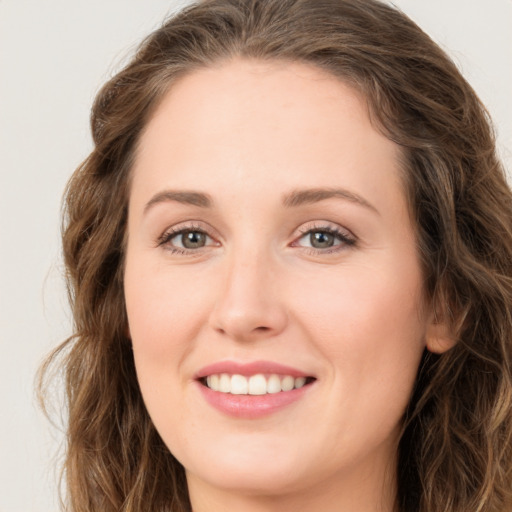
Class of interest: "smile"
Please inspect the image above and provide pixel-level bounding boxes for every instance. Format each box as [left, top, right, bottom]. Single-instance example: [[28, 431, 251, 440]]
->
[[202, 373, 313, 395], [195, 361, 316, 418]]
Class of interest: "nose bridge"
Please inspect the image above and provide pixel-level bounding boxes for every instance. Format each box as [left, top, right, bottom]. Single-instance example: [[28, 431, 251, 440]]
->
[[210, 240, 287, 340]]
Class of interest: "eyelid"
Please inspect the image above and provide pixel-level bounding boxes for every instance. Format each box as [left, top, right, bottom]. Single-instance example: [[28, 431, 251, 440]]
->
[[291, 221, 357, 252], [155, 220, 356, 256], [296, 220, 353, 238], [156, 221, 220, 251]]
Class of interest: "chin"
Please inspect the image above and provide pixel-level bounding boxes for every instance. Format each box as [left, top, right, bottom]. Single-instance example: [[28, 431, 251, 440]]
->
[[188, 463, 309, 496], [180, 438, 311, 495]]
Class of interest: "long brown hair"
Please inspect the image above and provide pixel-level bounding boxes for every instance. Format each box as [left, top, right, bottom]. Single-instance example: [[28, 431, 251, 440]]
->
[[40, 0, 512, 510]]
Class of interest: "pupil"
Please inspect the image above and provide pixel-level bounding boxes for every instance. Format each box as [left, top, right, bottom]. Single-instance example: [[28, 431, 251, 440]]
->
[[182, 231, 205, 248], [311, 231, 334, 249]]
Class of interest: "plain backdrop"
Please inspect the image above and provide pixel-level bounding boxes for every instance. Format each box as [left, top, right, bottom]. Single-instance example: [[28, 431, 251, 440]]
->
[[0, 1, 510, 511]]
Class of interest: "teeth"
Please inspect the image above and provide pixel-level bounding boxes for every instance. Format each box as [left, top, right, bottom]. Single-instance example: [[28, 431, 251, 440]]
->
[[248, 374, 267, 395], [210, 374, 219, 389], [204, 373, 310, 395], [231, 374, 248, 395], [267, 374, 282, 394], [281, 375, 294, 392], [219, 373, 231, 393], [294, 377, 306, 388]]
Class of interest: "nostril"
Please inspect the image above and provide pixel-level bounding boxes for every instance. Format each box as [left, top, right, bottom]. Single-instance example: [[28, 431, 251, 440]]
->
[[254, 326, 271, 332]]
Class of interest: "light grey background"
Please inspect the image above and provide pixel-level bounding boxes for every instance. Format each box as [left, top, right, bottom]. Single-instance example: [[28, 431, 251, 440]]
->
[[0, 1, 510, 511]]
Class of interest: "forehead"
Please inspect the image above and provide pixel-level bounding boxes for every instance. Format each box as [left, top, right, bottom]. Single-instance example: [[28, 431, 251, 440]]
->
[[139, 59, 379, 156], [131, 58, 406, 218]]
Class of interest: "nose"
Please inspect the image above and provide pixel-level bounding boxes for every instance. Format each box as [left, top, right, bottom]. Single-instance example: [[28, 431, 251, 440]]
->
[[209, 250, 288, 342]]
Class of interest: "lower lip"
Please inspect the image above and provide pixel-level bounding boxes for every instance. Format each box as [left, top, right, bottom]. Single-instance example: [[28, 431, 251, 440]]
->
[[196, 381, 313, 419]]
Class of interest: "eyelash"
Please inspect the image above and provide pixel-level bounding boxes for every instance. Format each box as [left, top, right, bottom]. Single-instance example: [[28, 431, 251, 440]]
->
[[157, 223, 356, 256], [156, 223, 213, 255], [295, 224, 356, 254]]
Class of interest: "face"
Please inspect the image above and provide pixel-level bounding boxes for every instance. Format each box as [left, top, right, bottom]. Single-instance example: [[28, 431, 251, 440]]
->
[[124, 59, 437, 505]]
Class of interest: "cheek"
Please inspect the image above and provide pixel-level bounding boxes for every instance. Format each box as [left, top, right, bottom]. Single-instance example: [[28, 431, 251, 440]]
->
[[290, 264, 426, 462], [295, 259, 425, 347], [124, 265, 207, 457], [124, 260, 212, 445], [125, 260, 213, 363], [292, 257, 426, 415]]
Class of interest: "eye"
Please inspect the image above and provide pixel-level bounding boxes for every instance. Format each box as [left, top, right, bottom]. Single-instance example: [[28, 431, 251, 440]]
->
[[305, 231, 338, 249], [158, 226, 217, 253], [294, 225, 356, 252], [174, 230, 209, 249]]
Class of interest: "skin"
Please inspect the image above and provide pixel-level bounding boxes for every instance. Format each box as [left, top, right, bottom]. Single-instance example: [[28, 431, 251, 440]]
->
[[124, 59, 451, 512]]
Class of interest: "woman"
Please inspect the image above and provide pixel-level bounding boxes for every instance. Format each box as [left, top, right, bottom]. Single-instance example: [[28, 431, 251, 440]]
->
[[41, 0, 512, 511]]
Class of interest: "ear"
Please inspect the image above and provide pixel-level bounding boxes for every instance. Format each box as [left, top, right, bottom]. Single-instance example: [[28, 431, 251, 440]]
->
[[425, 307, 457, 354]]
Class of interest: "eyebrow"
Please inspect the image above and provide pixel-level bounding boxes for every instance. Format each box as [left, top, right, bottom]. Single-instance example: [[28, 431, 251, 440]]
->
[[143, 187, 378, 215], [144, 190, 213, 214], [282, 187, 379, 214]]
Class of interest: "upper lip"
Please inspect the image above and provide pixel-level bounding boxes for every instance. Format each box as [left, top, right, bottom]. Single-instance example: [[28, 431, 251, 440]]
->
[[194, 360, 313, 379]]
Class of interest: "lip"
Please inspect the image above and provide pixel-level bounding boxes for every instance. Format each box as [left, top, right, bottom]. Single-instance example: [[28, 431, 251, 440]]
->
[[194, 360, 312, 379], [194, 360, 315, 419]]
